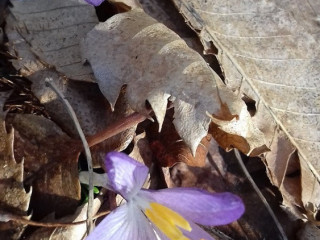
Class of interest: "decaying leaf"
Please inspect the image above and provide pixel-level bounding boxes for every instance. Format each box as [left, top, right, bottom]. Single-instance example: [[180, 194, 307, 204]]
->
[[137, 0, 219, 68], [0, 91, 31, 239], [172, 0, 320, 218], [129, 132, 153, 168], [7, 0, 98, 81], [10, 114, 81, 219], [6, 6, 136, 166], [297, 222, 320, 240], [209, 104, 269, 156], [147, 114, 211, 167], [167, 140, 228, 190], [81, 8, 266, 156]]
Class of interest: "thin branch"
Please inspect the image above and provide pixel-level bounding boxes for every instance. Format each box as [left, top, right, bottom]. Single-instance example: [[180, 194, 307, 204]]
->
[[234, 149, 288, 240], [86, 111, 148, 147], [7, 210, 110, 228], [45, 78, 94, 234]]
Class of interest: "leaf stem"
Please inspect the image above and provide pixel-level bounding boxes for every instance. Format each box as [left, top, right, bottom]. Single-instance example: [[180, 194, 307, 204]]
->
[[45, 78, 94, 234], [3, 210, 110, 228], [234, 149, 288, 240]]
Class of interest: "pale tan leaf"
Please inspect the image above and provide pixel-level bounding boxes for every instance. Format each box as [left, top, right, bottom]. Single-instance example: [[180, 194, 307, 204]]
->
[[172, 0, 320, 217], [209, 105, 269, 156], [6, 11, 135, 166], [81, 9, 266, 155], [7, 0, 98, 81]]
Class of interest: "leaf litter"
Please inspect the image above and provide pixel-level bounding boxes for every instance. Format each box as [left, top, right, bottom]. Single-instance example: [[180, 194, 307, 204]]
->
[[81, 8, 266, 156], [1, 0, 316, 239], [0, 91, 32, 239], [171, 0, 320, 225]]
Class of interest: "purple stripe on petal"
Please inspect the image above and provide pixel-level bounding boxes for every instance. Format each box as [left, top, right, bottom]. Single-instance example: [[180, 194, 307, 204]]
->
[[105, 152, 148, 200], [87, 203, 157, 240], [84, 0, 105, 6], [86, 204, 128, 240], [139, 188, 245, 226]]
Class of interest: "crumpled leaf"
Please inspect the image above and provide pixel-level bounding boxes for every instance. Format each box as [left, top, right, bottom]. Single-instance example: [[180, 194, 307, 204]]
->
[[81, 8, 266, 155], [10, 114, 81, 219], [7, 0, 98, 81], [209, 104, 269, 156], [0, 91, 31, 239], [172, 0, 320, 218]]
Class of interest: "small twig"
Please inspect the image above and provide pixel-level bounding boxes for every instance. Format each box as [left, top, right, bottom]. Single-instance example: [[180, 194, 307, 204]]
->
[[86, 111, 148, 147], [7, 210, 110, 228], [234, 149, 288, 240], [45, 78, 94, 234]]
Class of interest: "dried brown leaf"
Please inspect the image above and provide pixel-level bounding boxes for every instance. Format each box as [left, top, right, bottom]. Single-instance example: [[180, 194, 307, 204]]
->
[[173, 0, 320, 219], [11, 114, 81, 219], [129, 132, 153, 167], [147, 116, 210, 167], [209, 105, 269, 156], [81, 9, 266, 156], [7, 0, 98, 81], [297, 222, 320, 240], [6, 22, 135, 167], [0, 92, 31, 239]]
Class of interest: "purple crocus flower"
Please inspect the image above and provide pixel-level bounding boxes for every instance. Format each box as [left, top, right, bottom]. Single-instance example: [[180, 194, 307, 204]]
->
[[84, 0, 105, 6], [85, 152, 245, 239]]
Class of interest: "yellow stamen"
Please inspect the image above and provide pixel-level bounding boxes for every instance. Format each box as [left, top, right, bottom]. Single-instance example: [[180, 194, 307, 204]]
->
[[144, 202, 191, 240]]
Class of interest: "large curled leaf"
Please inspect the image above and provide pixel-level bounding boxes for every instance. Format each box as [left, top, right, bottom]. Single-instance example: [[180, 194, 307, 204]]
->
[[172, 0, 320, 217], [81, 8, 266, 155]]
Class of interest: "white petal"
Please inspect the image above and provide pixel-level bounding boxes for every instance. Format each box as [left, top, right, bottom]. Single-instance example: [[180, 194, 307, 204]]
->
[[87, 203, 157, 240]]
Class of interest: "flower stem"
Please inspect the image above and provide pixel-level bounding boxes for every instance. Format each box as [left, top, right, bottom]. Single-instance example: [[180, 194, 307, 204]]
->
[[45, 78, 94, 234], [234, 149, 288, 240]]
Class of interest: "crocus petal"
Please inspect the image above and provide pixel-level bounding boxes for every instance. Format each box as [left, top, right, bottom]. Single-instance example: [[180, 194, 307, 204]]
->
[[151, 216, 216, 240], [182, 220, 215, 240], [84, 0, 105, 6], [105, 152, 149, 200], [87, 202, 157, 240], [152, 226, 170, 240], [139, 188, 245, 226]]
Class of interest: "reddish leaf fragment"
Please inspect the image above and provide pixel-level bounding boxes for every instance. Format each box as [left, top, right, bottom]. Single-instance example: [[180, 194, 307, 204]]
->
[[148, 116, 211, 167]]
